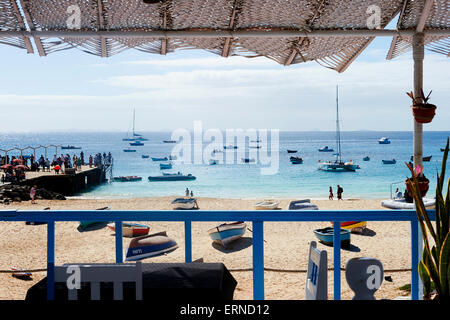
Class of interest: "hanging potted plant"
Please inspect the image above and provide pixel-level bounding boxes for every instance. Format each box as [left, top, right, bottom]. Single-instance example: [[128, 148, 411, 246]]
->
[[405, 138, 450, 300], [406, 89, 437, 124], [404, 163, 429, 200]]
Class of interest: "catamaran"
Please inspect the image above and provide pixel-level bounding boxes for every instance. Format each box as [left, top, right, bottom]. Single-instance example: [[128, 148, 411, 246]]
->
[[123, 109, 148, 141], [319, 86, 359, 172]]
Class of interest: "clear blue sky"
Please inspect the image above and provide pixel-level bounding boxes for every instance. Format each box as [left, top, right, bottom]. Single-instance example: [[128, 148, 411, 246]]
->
[[0, 34, 448, 133]]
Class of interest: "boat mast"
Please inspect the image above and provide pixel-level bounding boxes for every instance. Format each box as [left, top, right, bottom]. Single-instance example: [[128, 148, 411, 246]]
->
[[132, 108, 135, 136], [336, 85, 342, 163]]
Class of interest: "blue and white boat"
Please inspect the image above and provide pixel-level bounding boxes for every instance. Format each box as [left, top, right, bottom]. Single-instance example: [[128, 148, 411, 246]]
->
[[313, 227, 350, 249], [290, 156, 303, 164], [148, 173, 196, 181], [382, 159, 396, 164], [208, 222, 247, 247], [363, 156, 370, 161], [378, 137, 391, 144], [318, 146, 334, 152], [159, 163, 172, 170], [125, 232, 178, 261], [142, 155, 150, 159], [123, 148, 136, 152], [151, 157, 168, 161], [287, 199, 318, 210], [129, 141, 144, 146], [171, 198, 197, 209]]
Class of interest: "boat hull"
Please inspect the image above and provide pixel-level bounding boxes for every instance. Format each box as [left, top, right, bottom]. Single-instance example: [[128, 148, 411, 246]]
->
[[171, 198, 196, 210], [382, 160, 396, 164], [108, 223, 150, 237], [113, 176, 142, 182], [208, 222, 246, 247], [125, 233, 178, 261], [159, 163, 173, 170], [314, 227, 351, 248], [151, 157, 168, 161], [331, 221, 367, 233], [254, 202, 279, 210], [381, 198, 435, 210], [148, 174, 196, 181]]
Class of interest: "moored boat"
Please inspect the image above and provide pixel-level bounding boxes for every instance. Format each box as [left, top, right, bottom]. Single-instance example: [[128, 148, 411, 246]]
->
[[319, 146, 334, 152], [287, 149, 297, 153], [61, 145, 81, 150], [209, 159, 218, 165], [254, 201, 279, 210], [113, 176, 142, 182], [242, 158, 255, 163], [208, 222, 247, 248], [378, 137, 391, 144], [125, 231, 178, 261], [410, 155, 432, 162], [159, 163, 172, 170], [123, 148, 136, 152], [363, 156, 370, 161], [151, 157, 168, 161], [163, 140, 177, 143], [142, 155, 150, 159], [382, 159, 396, 164], [171, 198, 197, 209], [129, 141, 144, 146], [107, 222, 150, 237], [224, 145, 238, 149], [290, 156, 303, 164], [148, 173, 196, 181], [313, 227, 351, 249]]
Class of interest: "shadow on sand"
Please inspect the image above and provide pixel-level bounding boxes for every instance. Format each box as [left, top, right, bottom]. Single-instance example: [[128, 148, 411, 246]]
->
[[356, 228, 376, 237], [211, 237, 253, 253]]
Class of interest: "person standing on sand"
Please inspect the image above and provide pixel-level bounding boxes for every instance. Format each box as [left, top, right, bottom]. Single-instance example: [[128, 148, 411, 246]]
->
[[185, 188, 189, 197], [329, 186, 334, 200], [30, 185, 37, 204], [337, 185, 343, 200]]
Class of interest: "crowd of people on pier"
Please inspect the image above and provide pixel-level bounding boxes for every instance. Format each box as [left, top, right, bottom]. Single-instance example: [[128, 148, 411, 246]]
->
[[0, 151, 112, 183]]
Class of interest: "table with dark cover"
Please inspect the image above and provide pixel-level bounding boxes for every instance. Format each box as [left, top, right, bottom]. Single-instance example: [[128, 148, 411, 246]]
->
[[25, 263, 237, 301]]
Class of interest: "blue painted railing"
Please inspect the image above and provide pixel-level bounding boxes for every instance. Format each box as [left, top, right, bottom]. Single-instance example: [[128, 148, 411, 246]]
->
[[0, 209, 434, 301]]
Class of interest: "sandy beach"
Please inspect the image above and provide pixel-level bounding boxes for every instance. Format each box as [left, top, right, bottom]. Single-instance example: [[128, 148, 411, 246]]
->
[[0, 197, 413, 300]]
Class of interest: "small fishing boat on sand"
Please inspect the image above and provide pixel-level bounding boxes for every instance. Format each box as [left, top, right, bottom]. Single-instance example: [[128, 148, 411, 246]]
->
[[107, 222, 150, 237], [290, 156, 303, 164], [287, 149, 297, 153], [159, 163, 172, 170], [381, 198, 435, 210], [151, 157, 168, 161], [313, 227, 351, 249], [125, 231, 178, 261], [208, 222, 247, 248], [382, 159, 396, 164], [331, 221, 367, 233], [78, 206, 110, 230], [171, 198, 197, 210], [113, 176, 142, 182], [287, 199, 318, 210], [148, 173, 196, 181], [11, 267, 32, 280], [254, 201, 279, 210]]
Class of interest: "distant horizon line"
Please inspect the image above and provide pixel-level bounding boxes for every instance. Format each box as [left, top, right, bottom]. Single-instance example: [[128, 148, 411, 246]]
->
[[1, 129, 450, 134]]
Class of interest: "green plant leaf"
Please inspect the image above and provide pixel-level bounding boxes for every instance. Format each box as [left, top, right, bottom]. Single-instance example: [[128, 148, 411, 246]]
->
[[419, 260, 432, 297], [439, 233, 450, 296]]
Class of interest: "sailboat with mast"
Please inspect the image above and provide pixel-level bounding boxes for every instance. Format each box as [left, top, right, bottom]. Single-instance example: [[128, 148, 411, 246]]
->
[[318, 86, 359, 172], [122, 109, 148, 141]]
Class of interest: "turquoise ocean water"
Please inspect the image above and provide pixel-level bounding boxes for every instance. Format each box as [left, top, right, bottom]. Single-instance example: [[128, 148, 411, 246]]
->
[[0, 131, 448, 199]]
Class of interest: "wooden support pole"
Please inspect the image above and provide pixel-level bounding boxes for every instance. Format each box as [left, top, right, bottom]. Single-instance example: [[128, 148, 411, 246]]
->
[[412, 33, 424, 168]]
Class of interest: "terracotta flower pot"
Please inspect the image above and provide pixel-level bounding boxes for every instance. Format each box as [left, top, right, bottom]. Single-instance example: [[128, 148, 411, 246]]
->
[[412, 103, 436, 124], [405, 177, 430, 198]]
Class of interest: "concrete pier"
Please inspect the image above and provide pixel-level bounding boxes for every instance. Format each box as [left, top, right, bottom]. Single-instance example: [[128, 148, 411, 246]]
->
[[18, 165, 107, 196]]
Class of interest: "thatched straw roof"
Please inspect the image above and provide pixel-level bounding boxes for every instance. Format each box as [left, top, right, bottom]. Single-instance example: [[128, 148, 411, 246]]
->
[[0, 0, 448, 72]]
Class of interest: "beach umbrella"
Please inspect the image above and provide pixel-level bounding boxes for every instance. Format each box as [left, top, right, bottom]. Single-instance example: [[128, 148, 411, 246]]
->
[[13, 164, 29, 170], [12, 158, 24, 164], [1, 164, 12, 170]]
